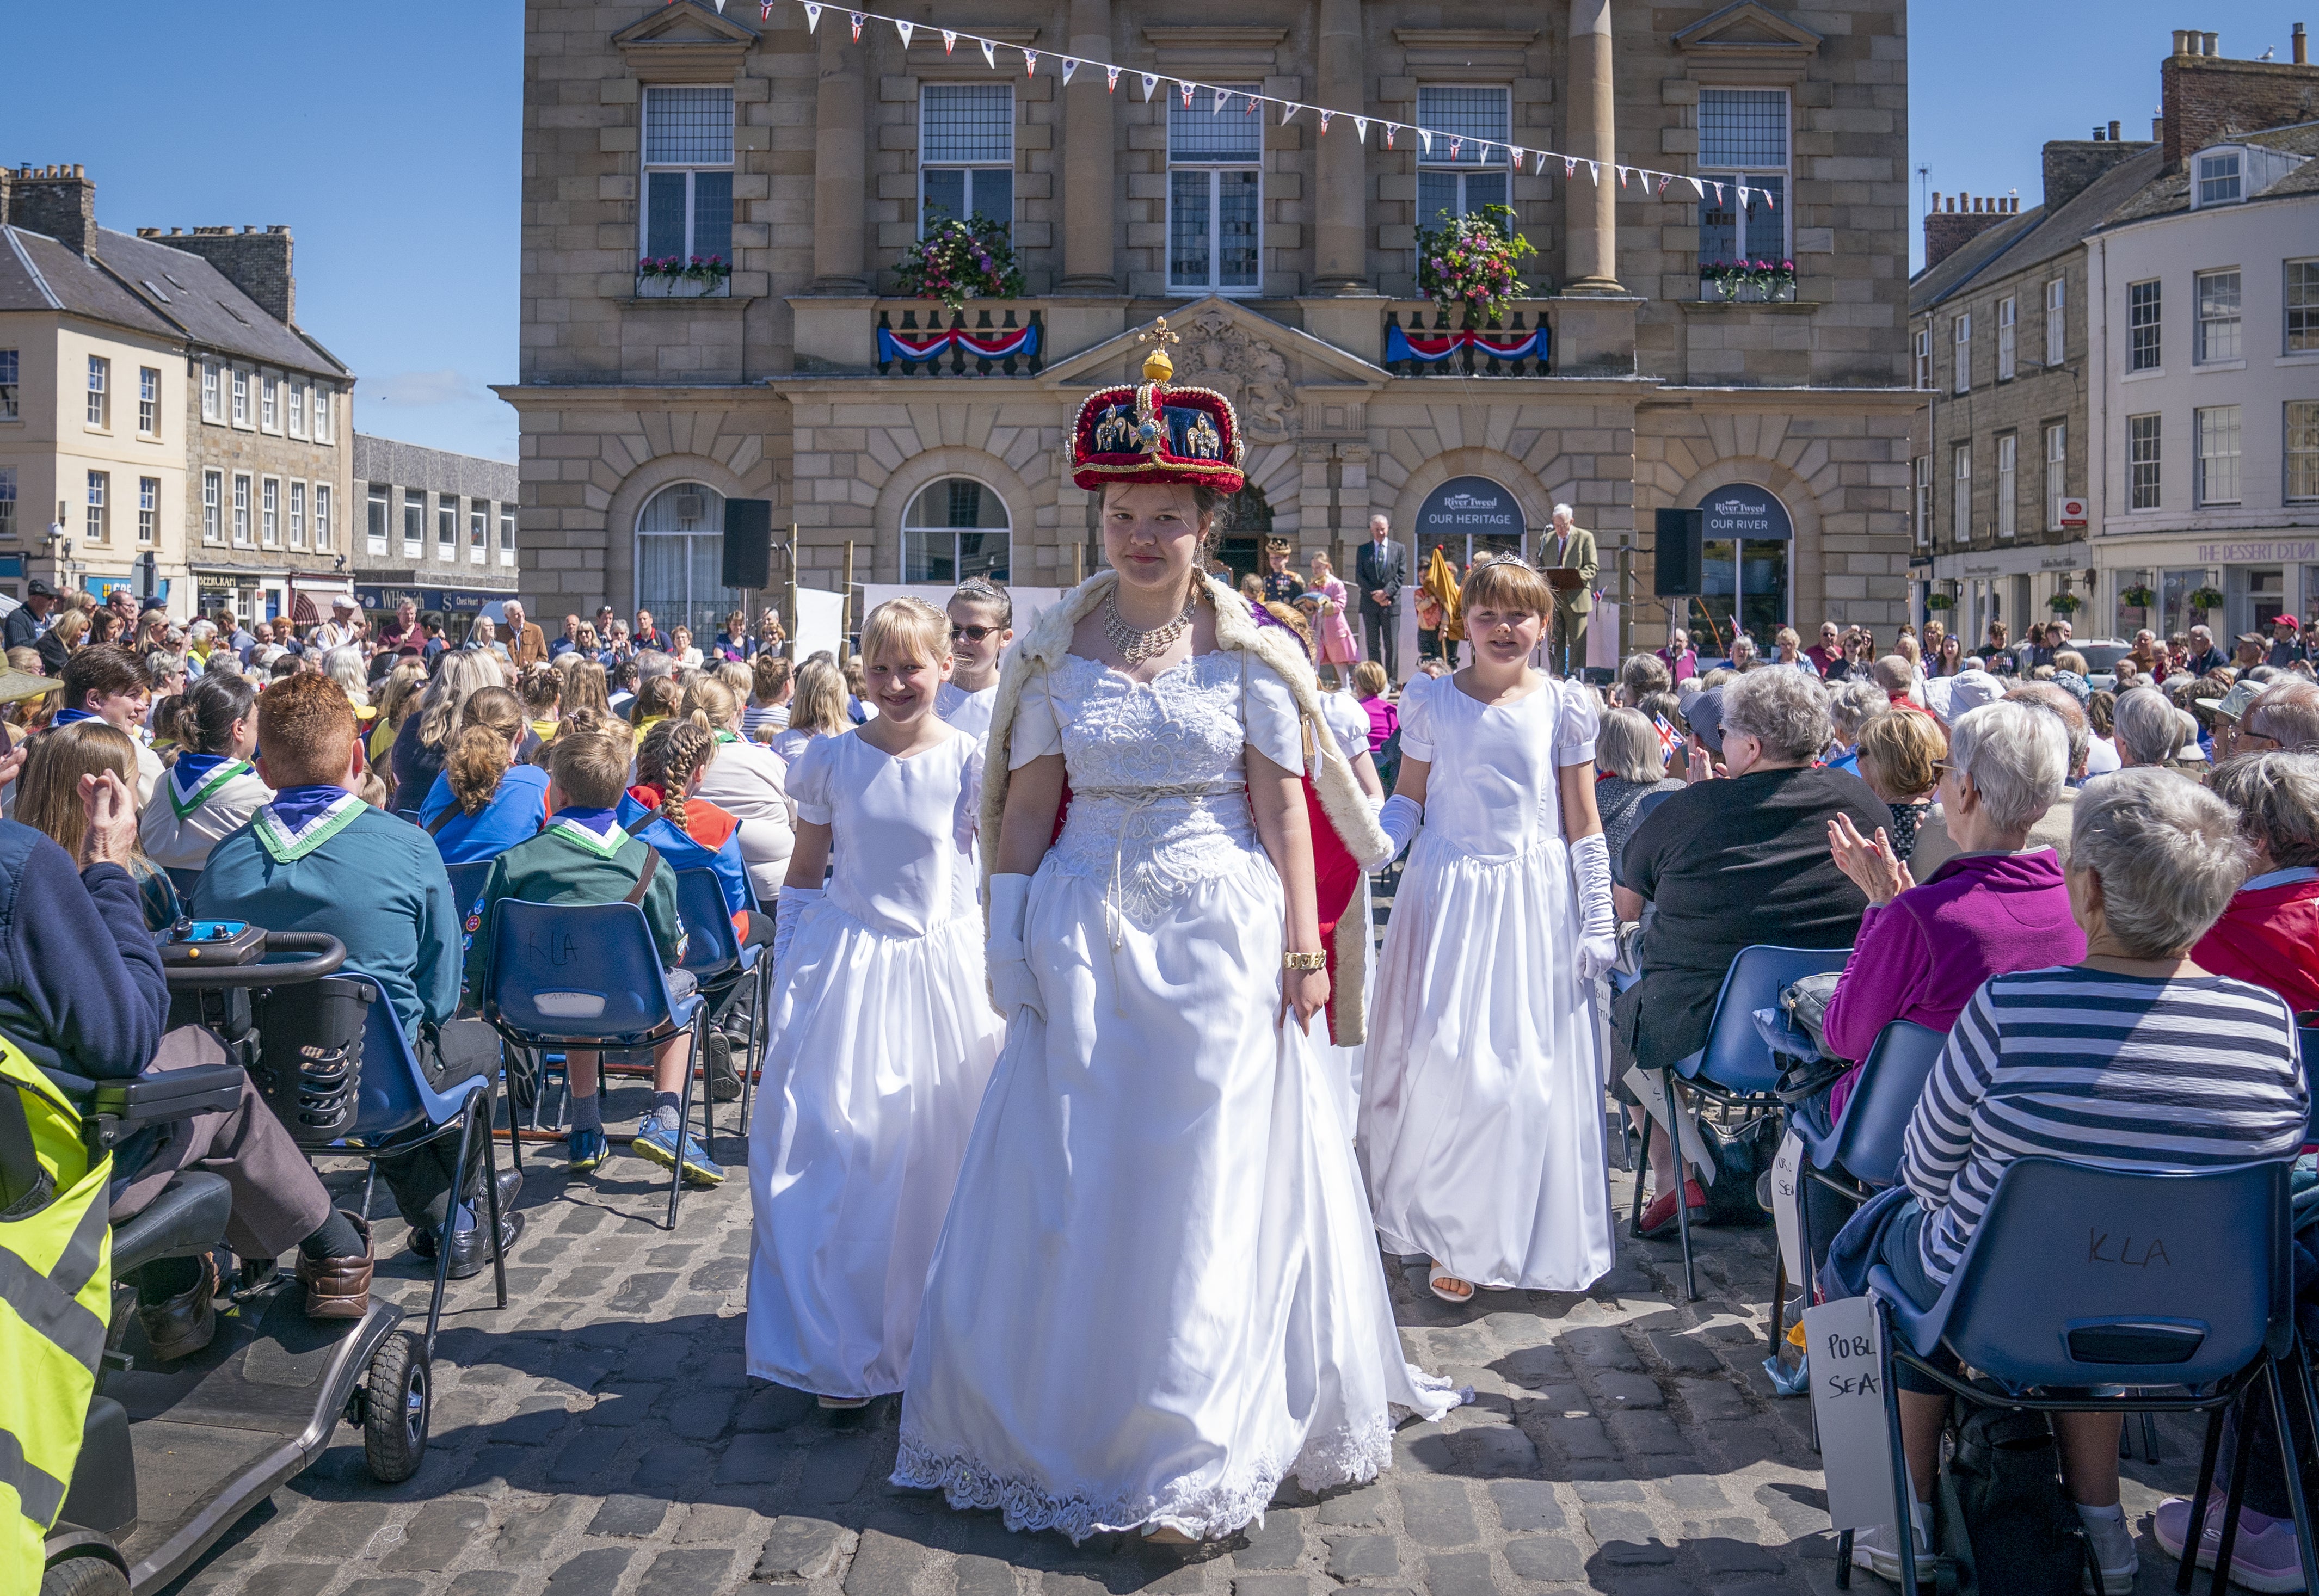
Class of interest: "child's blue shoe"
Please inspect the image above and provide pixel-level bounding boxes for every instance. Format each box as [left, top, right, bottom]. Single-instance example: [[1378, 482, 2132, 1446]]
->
[[633, 1113, 724, 1185]]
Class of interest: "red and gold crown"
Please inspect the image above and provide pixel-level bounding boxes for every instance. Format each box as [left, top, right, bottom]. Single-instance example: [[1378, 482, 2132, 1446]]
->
[[1069, 318, 1246, 494]]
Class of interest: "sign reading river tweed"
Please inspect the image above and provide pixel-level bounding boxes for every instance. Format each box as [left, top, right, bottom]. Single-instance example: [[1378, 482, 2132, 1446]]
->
[[1415, 477, 1526, 564], [1699, 483, 1794, 543]]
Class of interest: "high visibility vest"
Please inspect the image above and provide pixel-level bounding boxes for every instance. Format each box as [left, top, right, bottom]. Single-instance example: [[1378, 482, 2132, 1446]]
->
[[0, 1037, 112, 1593]]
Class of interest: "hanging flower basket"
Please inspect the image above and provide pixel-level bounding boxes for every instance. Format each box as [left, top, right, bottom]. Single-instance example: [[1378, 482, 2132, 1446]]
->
[[1415, 205, 1536, 328], [2046, 592, 2082, 614], [2188, 586, 2226, 612], [1924, 591, 1955, 611], [1698, 258, 1798, 303], [2119, 584, 2156, 609], [895, 216, 1025, 313]]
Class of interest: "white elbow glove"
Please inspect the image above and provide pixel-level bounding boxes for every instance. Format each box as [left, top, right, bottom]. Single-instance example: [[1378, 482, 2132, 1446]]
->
[[1369, 794, 1423, 868], [986, 872, 1045, 1025], [1570, 833, 1619, 983], [773, 885, 823, 977]]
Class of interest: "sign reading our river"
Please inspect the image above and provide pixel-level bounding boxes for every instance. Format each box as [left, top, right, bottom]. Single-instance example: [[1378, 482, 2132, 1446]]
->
[[1699, 483, 1794, 543], [1416, 477, 1526, 543]]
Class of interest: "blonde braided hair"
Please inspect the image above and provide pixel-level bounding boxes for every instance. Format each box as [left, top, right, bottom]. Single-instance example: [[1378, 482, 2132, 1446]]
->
[[635, 718, 718, 836]]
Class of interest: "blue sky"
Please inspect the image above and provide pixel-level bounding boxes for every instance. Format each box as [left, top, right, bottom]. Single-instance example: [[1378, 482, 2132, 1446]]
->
[[2, 1, 2310, 464]]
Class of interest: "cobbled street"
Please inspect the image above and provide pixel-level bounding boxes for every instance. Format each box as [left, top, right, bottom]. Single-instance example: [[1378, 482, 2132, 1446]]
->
[[164, 1100, 2209, 1596]]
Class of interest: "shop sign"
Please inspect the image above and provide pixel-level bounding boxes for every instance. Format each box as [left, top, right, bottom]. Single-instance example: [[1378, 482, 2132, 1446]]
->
[[1699, 483, 1794, 543], [2197, 540, 2319, 564], [1415, 476, 1524, 541]]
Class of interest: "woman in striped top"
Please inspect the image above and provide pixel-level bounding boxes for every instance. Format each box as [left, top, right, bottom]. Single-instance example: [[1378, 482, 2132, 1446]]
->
[[1849, 768, 2308, 1591]]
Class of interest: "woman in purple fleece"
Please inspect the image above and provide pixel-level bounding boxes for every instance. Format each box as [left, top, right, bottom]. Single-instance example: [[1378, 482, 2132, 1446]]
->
[[1815, 699, 2087, 1124]]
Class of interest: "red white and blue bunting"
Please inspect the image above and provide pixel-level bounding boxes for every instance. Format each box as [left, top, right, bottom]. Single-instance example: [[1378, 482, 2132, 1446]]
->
[[877, 322, 1042, 364], [1385, 324, 1548, 365]]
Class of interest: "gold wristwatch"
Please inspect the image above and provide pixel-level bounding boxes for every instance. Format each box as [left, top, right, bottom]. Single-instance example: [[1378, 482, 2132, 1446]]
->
[[1282, 950, 1328, 971]]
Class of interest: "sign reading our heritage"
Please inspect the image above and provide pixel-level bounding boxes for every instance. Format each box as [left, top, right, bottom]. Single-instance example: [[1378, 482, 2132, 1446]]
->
[[1416, 477, 1525, 543], [1698, 483, 1794, 543]]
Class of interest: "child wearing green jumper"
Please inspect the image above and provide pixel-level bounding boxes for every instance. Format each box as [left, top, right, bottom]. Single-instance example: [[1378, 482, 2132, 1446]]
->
[[463, 716, 721, 1183]]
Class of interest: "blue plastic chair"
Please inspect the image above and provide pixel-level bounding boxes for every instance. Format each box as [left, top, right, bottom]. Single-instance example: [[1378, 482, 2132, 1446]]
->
[[481, 898, 709, 1231], [672, 867, 768, 1135], [394, 808, 423, 827], [1632, 944, 1851, 1302], [443, 861, 493, 922], [287, 974, 514, 1359], [2300, 1028, 2319, 1146], [1860, 1157, 2314, 1596]]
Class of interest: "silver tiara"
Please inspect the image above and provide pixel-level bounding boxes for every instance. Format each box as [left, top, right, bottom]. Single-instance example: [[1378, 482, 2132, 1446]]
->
[[954, 577, 1008, 601]]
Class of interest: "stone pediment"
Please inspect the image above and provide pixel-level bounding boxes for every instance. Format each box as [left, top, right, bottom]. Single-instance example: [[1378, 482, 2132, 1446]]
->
[[613, 1, 758, 81], [1671, 2, 1823, 68], [1041, 299, 1386, 446]]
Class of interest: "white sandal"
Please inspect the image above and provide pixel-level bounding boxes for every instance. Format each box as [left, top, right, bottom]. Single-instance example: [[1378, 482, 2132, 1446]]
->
[[1427, 1260, 1474, 1305], [816, 1394, 871, 1410]]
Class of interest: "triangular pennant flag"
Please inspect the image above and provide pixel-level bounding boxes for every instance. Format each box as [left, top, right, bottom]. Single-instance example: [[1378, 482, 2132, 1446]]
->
[[803, 3, 821, 31], [1383, 122, 1396, 147], [713, 0, 725, 11], [1106, 64, 1120, 90], [1354, 116, 1368, 143], [941, 27, 956, 51], [1586, 159, 1599, 183], [1180, 80, 1195, 108], [1654, 174, 1669, 196], [1023, 47, 1038, 75], [1213, 88, 1228, 114], [1712, 181, 1724, 202], [848, 10, 863, 40], [1244, 93, 1257, 114], [1140, 72, 1159, 100], [1564, 155, 1576, 177], [1448, 137, 1462, 160], [1319, 109, 1332, 134], [894, 19, 912, 45], [1281, 102, 1300, 124], [1616, 165, 1630, 187], [1417, 129, 1432, 155], [1686, 175, 1703, 197], [1508, 145, 1523, 171], [979, 38, 995, 68], [762, 1, 774, 16], [1060, 57, 1078, 84]]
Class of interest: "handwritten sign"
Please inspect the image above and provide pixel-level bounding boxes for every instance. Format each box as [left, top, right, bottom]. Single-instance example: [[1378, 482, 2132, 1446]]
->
[[1805, 1295, 1902, 1532], [1771, 1129, 1805, 1287]]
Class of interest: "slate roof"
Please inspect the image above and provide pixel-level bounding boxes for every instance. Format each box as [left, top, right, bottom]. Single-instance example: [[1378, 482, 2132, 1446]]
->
[[2094, 121, 2319, 230], [0, 224, 181, 337], [1910, 146, 2166, 315]]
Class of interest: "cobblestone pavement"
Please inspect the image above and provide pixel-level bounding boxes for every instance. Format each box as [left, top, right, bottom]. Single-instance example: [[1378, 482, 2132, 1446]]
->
[[165, 1095, 2208, 1596]]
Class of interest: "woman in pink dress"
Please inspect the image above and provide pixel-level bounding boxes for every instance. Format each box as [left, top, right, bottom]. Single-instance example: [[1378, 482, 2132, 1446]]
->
[[1309, 553, 1360, 686]]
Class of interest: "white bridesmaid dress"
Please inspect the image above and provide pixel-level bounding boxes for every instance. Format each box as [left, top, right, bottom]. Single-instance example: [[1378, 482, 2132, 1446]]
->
[[1360, 673, 1615, 1293], [745, 726, 1002, 1399], [896, 650, 1455, 1542]]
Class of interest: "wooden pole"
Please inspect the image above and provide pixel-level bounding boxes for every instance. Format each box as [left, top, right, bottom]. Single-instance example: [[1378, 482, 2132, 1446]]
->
[[1072, 539, 1084, 587], [786, 522, 799, 649], [841, 540, 855, 652]]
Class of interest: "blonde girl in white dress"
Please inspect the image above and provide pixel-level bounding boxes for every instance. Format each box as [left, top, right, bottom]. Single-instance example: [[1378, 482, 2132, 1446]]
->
[[896, 343, 1454, 1544], [746, 597, 1001, 1407], [1360, 556, 1620, 1303]]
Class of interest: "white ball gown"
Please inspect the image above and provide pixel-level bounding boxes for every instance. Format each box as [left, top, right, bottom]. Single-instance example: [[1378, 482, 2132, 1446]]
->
[[896, 649, 1456, 1542], [745, 726, 1002, 1399], [1360, 673, 1615, 1292]]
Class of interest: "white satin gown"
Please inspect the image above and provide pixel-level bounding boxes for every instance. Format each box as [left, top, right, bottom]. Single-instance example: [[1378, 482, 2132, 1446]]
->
[[896, 650, 1456, 1542], [1360, 674, 1616, 1292], [745, 727, 1002, 1398]]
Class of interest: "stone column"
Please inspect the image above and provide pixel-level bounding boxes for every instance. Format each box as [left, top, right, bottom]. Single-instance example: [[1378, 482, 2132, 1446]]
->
[[1061, 0, 1117, 291], [811, 26, 869, 293], [1310, 0, 1366, 294], [1564, 0, 1623, 294]]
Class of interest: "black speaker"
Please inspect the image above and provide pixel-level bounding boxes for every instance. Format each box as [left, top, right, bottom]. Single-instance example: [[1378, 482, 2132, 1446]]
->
[[1652, 508, 1703, 598], [721, 498, 774, 590]]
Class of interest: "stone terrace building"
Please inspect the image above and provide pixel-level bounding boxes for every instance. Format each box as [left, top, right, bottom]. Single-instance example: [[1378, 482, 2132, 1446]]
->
[[509, 0, 1917, 661], [350, 434, 521, 631]]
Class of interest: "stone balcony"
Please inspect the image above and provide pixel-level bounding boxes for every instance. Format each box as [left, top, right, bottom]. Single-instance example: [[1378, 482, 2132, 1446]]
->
[[1380, 302, 1553, 376]]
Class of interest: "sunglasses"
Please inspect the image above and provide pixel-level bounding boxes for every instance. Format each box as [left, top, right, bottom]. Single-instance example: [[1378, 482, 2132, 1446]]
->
[[950, 624, 1001, 643]]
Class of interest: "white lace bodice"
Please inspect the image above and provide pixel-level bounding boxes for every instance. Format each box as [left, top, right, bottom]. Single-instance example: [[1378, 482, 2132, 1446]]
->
[[1010, 650, 1303, 928]]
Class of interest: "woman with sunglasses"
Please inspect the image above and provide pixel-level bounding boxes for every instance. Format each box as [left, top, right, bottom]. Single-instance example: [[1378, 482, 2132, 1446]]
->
[[933, 578, 1014, 744]]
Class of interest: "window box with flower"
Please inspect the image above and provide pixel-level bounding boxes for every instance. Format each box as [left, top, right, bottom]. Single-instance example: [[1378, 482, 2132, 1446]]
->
[[1697, 258, 1798, 303], [2046, 591, 2082, 614], [636, 254, 733, 298]]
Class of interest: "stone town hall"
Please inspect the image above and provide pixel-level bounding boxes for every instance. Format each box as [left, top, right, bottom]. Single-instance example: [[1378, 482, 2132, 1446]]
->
[[506, 0, 1914, 657]]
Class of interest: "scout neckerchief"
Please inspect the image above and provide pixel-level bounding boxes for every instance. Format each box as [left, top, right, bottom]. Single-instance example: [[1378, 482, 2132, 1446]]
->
[[544, 804, 626, 860], [254, 783, 365, 862], [168, 751, 253, 819], [48, 707, 99, 730]]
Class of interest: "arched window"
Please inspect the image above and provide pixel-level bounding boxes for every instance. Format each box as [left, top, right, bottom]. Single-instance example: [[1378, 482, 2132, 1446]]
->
[[636, 481, 741, 642], [903, 478, 1010, 584]]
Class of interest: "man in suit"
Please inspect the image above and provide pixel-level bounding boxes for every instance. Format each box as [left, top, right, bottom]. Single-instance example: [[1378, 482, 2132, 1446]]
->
[[1356, 514, 1408, 682], [1544, 503, 1598, 679]]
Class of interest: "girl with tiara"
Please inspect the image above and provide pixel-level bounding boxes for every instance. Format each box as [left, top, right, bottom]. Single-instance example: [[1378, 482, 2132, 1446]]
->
[[897, 332, 1453, 1543], [1359, 555, 1619, 1304], [748, 597, 1001, 1408]]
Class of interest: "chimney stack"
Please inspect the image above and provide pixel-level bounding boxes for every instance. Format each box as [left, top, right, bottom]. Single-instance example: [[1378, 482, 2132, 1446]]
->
[[156, 224, 298, 325], [2296, 22, 2308, 64], [2160, 23, 2319, 167], [7, 162, 97, 257], [1924, 186, 2014, 269]]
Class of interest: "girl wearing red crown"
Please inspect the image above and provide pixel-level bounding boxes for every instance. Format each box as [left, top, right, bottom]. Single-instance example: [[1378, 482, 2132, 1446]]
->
[[896, 326, 1456, 1544]]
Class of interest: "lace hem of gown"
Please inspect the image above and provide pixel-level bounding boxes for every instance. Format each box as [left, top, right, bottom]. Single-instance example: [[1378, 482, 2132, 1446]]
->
[[892, 1369, 1460, 1544]]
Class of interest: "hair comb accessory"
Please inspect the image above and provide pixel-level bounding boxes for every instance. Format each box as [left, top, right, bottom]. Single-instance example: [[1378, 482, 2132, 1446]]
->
[[1069, 316, 1246, 495]]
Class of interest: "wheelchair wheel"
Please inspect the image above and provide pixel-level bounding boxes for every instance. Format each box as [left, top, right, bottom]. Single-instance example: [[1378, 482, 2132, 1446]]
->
[[41, 1554, 130, 1596], [362, 1331, 430, 1483]]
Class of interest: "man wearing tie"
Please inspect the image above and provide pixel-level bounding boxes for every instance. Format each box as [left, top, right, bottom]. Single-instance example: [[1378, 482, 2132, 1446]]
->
[[1356, 513, 1409, 683], [1544, 503, 1598, 679]]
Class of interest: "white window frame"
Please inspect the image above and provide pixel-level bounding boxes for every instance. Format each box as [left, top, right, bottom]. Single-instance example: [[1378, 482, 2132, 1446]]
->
[[2128, 279, 2162, 372], [202, 470, 222, 544], [260, 476, 280, 546], [0, 350, 16, 421], [312, 386, 332, 444], [2044, 278, 2066, 366], [2290, 261, 2319, 355], [1914, 455, 1931, 546], [402, 489, 425, 558], [2196, 150, 2243, 207], [2195, 405, 2242, 507], [918, 83, 1015, 238], [85, 470, 107, 544], [230, 367, 250, 428], [1695, 86, 1791, 266], [438, 495, 458, 562], [2195, 268, 2242, 364], [1996, 433, 2017, 539], [314, 484, 333, 552], [499, 505, 516, 565], [0, 466, 15, 541], [469, 503, 487, 564], [138, 367, 159, 437], [640, 85, 737, 268], [2128, 414, 2162, 510], [367, 484, 390, 554], [2044, 422, 2067, 529], [260, 374, 279, 432], [2288, 400, 2319, 504], [138, 477, 157, 546], [289, 479, 306, 549], [1952, 444, 1971, 541], [1166, 83, 1264, 297], [1912, 327, 1932, 389], [901, 476, 1013, 584], [200, 360, 221, 423], [1996, 295, 2016, 381], [1953, 312, 1971, 394], [287, 381, 306, 440], [1414, 84, 1513, 226], [86, 355, 109, 429]]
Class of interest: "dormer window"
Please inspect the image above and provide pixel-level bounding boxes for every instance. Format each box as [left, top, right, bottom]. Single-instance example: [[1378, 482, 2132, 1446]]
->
[[2197, 150, 2243, 207]]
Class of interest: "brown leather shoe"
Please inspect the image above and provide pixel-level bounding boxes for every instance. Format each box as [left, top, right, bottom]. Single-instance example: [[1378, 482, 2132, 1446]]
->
[[138, 1252, 219, 1361], [297, 1211, 374, 1321]]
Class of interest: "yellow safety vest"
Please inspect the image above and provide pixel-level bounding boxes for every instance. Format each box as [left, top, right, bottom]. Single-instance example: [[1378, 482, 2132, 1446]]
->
[[0, 1038, 112, 1593]]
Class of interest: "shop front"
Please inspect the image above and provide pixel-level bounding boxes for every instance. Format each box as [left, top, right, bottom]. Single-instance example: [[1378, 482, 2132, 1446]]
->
[[1922, 541, 2091, 650], [2092, 533, 2319, 644]]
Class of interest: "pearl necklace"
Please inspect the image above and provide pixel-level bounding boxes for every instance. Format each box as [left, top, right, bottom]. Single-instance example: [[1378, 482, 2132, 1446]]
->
[[1104, 590, 1197, 667]]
